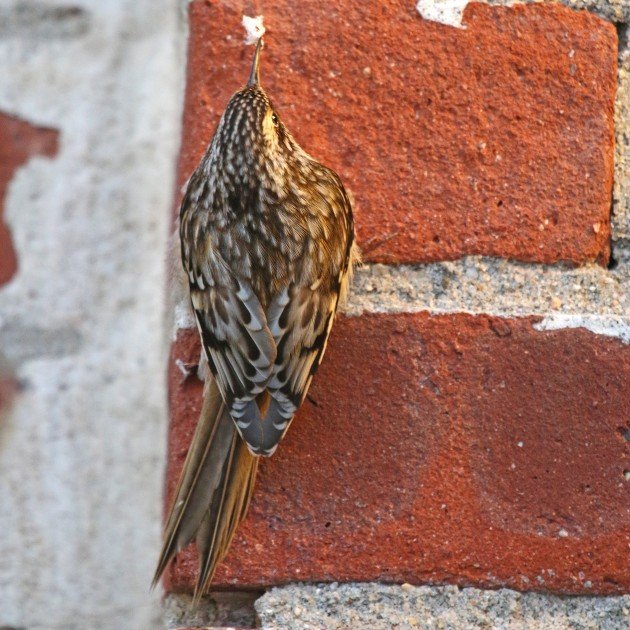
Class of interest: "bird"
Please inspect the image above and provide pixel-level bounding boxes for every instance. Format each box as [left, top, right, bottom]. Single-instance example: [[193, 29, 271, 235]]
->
[[153, 37, 358, 600]]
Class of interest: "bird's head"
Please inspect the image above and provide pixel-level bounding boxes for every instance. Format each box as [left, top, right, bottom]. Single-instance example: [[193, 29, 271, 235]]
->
[[214, 38, 296, 170]]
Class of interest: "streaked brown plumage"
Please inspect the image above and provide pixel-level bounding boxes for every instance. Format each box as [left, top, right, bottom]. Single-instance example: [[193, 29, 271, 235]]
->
[[154, 38, 358, 599]]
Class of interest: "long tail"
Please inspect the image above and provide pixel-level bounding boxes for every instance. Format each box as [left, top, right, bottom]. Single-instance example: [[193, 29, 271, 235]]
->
[[152, 378, 259, 602]]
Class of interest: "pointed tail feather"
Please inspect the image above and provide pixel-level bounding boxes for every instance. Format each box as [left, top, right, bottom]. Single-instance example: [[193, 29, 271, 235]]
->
[[152, 378, 259, 596], [193, 431, 258, 600]]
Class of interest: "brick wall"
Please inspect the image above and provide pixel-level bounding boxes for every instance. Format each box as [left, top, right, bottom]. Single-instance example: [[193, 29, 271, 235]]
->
[[165, 0, 629, 602]]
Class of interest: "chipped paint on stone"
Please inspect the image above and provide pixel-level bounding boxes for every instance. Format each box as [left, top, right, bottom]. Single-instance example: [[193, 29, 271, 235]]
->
[[533, 314, 630, 344], [0, 1, 186, 628]]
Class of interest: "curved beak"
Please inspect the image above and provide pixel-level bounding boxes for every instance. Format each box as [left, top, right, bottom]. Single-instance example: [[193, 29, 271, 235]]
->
[[247, 38, 264, 87]]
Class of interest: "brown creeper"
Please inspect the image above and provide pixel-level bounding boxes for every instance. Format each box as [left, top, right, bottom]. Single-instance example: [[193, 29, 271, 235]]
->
[[154, 38, 357, 597]]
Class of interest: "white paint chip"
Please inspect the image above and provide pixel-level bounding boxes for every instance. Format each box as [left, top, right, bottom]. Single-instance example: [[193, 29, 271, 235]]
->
[[533, 315, 630, 344], [175, 358, 192, 378], [416, 0, 469, 28], [242, 15, 265, 45], [174, 297, 195, 335]]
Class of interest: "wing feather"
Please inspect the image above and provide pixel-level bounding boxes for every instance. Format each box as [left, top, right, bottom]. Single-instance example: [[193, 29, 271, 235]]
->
[[260, 264, 348, 455], [186, 250, 276, 433], [181, 159, 356, 457]]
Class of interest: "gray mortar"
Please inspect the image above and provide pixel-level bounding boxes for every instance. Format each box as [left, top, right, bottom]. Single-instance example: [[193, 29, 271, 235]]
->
[[485, 0, 630, 24], [176, 256, 629, 339], [163, 592, 260, 629], [560, 0, 630, 23], [255, 583, 630, 630], [614, 22, 630, 245], [346, 258, 628, 318]]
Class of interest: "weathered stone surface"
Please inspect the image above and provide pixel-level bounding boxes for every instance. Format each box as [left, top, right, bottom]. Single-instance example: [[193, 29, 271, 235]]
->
[[0, 3, 183, 628], [346, 258, 629, 320], [166, 314, 630, 595], [256, 583, 630, 630], [179, 1, 617, 265], [0, 112, 57, 286]]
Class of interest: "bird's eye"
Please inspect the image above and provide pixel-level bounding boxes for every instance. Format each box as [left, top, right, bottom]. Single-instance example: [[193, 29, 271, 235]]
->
[[271, 112, 279, 127]]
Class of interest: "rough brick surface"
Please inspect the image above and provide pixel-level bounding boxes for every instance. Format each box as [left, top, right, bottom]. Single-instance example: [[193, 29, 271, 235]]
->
[[178, 1, 616, 265], [0, 112, 58, 286], [166, 314, 630, 595]]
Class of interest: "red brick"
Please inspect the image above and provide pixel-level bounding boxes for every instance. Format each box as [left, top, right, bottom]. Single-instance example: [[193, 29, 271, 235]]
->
[[178, 1, 616, 265], [0, 112, 58, 286], [166, 315, 629, 595]]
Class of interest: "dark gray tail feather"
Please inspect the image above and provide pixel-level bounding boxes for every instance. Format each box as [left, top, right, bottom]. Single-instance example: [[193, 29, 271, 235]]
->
[[152, 378, 259, 601], [237, 396, 295, 456]]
